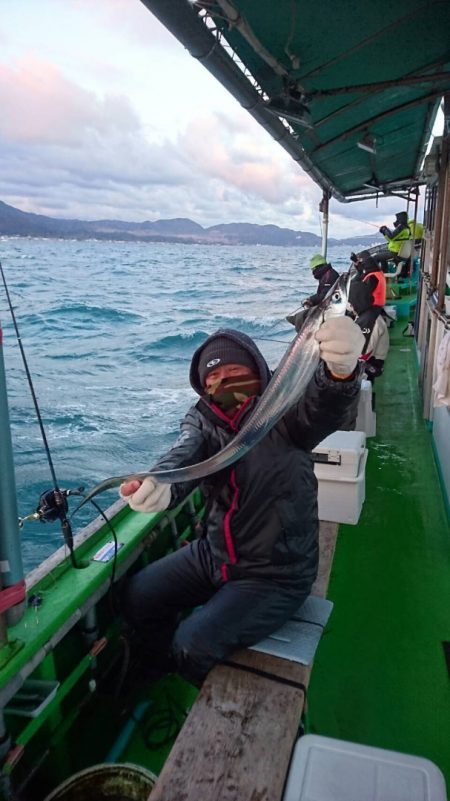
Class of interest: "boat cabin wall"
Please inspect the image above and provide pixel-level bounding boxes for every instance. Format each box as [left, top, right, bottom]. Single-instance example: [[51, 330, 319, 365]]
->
[[415, 138, 450, 519]]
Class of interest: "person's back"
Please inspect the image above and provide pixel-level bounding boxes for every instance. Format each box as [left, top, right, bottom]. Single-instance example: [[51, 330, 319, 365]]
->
[[354, 251, 386, 306], [408, 219, 424, 246]]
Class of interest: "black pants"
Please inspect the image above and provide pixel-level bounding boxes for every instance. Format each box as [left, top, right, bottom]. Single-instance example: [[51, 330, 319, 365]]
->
[[121, 539, 309, 685], [364, 356, 384, 382]]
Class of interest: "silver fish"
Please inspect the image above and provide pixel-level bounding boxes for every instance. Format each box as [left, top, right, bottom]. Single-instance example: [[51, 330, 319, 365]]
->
[[75, 267, 354, 512]]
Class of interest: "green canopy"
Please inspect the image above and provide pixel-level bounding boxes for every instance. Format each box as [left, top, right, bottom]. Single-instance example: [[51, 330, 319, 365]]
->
[[141, 0, 450, 201]]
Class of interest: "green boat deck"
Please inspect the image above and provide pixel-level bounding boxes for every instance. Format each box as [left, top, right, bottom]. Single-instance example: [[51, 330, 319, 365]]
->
[[308, 324, 450, 784]]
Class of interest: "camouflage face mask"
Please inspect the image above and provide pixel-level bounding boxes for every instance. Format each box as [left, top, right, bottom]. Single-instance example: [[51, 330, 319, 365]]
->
[[206, 374, 261, 413]]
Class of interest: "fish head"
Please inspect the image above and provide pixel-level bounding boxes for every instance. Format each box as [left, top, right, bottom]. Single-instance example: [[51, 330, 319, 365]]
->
[[321, 267, 355, 321]]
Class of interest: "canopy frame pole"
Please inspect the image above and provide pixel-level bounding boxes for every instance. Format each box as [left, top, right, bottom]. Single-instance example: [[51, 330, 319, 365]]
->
[[319, 191, 330, 259]]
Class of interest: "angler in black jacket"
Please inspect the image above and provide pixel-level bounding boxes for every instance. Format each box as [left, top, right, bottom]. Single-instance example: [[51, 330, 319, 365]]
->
[[286, 253, 339, 332], [120, 323, 363, 685]]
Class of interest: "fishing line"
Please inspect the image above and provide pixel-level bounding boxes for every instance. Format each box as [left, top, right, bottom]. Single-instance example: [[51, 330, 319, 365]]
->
[[87, 497, 120, 597], [0, 260, 83, 569], [253, 336, 292, 344], [262, 302, 306, 336], [335, 214, 380, 230]]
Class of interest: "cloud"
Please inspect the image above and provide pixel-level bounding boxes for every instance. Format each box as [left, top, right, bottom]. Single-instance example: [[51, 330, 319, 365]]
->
[[0, 56, 140, 146], [0, 56, 195, 212], [0, 54, 325, 229], [0, 16, 426, 238], [177, 112, 322, 221]]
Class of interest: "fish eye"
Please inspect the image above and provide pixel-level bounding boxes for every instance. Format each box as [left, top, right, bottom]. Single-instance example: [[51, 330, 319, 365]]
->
[[332, 290, 341, 302]]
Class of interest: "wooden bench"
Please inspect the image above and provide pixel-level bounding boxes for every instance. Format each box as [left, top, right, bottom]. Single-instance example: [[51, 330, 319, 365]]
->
[[149, 521, 339, 801]]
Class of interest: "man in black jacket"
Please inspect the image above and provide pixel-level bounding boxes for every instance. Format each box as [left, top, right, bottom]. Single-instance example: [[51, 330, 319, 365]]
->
[[304, 253, 340, 307], [286, 253, 340, 331], [120, 320, 363, 685]]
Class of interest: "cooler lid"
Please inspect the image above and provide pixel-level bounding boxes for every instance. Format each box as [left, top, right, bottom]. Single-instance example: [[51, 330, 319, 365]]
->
[[283, 734, 447, 801]]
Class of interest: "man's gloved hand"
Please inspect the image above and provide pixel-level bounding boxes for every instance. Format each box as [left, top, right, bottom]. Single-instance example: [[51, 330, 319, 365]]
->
[[315, 316, 365, 378], [119, 476, 172, 513], [350, 252, 358, 264], [302, 298, 313, 308], [379, 225, 387, 235]]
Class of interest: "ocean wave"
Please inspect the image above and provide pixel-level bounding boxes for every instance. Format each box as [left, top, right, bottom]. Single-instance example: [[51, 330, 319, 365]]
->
[[140, 330, 211, 352], [3, 238, 349, 571]]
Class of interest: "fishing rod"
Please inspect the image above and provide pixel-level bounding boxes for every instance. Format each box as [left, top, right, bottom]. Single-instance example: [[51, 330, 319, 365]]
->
[[336, 215, 380, 229], [0, 260, 85, 569]]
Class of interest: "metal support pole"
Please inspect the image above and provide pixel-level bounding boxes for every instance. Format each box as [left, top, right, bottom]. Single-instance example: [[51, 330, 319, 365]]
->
[[0, 319, 25, 636], [436, 95, 450, 311], [319, 191, 330, 259], [430, 135, 449, 289]]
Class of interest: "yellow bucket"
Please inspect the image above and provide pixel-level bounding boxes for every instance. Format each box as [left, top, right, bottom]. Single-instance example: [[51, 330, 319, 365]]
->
[[44, 763, 156, 801]]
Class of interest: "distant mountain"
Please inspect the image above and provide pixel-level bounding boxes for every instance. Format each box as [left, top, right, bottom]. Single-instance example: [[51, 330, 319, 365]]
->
[[0, 201, 376, 248]]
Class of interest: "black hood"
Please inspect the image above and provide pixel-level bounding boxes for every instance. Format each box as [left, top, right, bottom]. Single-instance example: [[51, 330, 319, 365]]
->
[[358, 255, 379, 275], [189, 328, 271, 396], [394, 211, 408, 225]]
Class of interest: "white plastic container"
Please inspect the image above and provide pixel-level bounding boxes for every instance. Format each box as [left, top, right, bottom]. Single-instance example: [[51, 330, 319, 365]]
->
[[384, 304, 397, 321], [312, 431, 368, 525], [283, 734, 447, 801], [355, 379, 376, 437], [312, 431, 366, 480]]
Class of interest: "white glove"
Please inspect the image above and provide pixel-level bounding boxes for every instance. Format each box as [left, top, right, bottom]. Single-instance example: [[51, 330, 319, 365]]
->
[[120, 477, 172, 513], [315, 316, 365, 378]]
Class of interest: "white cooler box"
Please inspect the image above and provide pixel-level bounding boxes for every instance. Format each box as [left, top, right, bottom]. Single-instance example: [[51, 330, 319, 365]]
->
[[283, 734, 447, 801], [355, 378, 376, 437], [312, 431, 368, 525]]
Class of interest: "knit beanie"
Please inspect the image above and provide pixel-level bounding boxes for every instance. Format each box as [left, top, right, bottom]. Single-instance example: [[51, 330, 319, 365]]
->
[[198, 336, 258, 387], [309, 253, 327, 270]]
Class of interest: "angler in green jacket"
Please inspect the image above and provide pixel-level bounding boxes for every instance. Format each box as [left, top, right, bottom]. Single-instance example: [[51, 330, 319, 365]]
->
[[374, 211, 412, 272]]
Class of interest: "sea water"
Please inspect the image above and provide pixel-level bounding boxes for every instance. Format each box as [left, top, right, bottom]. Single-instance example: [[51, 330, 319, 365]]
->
[[0, 237, 352, 572]]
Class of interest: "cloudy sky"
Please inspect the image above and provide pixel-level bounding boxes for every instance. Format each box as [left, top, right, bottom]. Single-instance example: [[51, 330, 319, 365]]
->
[[1, 0, 443, 238]]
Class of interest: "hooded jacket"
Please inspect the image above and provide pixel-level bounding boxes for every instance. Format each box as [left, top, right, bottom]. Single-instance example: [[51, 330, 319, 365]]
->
[[308, 262, 340, 306], [356, 255, 386, 306], [381, 212, 411, 254], [151, 329, 361, 590]]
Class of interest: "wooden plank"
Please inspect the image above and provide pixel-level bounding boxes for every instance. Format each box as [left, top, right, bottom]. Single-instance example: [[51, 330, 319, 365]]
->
[[311, 520, 339, 597], [149, 521, 338, 801], [150, 664, 304, 801]]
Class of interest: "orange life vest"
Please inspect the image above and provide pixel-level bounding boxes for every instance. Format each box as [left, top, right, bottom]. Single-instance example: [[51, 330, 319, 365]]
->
[[363, 270, 386, 306]]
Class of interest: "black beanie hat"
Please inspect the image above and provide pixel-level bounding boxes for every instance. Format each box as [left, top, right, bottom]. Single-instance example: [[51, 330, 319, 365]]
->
[[198, 336, 258, 387]]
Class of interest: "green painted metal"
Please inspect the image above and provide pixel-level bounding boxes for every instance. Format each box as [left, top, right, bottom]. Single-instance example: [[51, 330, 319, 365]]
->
[[0, 494, 201, 689], [145, 1, 450, 199], [214, 0, 450, 196], [0, 641, 23, 671], [308, 326, 450, 784], [9, 654, 93, 752]]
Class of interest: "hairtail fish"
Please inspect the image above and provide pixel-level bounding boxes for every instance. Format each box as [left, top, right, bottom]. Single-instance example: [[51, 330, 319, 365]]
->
[[74, 267, 356, 513]]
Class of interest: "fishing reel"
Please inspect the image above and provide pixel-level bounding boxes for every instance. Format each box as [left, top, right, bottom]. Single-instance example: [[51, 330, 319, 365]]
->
[[19, 486, 85, 527]]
